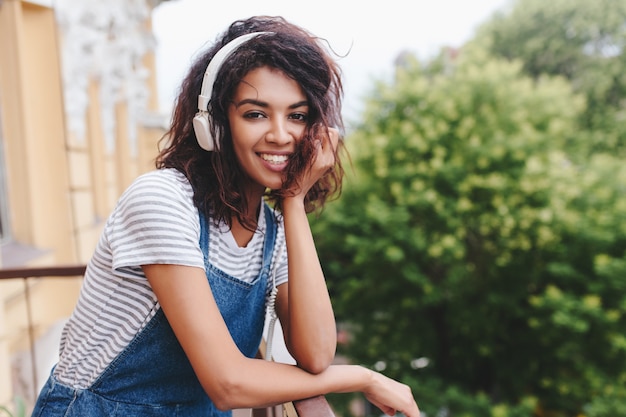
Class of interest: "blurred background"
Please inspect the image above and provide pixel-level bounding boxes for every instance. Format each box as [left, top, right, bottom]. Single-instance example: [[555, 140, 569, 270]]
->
[[1, 0, 625, 416], [151, 0, 509, 122]]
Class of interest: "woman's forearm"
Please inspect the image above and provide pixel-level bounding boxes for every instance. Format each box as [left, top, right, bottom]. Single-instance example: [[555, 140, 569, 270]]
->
[[280, 197, 337, 372], [210, 361, 370, 410], [207, 358, 419, 417]]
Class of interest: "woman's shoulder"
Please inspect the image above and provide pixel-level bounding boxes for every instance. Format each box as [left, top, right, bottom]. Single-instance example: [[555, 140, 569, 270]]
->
[[105, 169, 200, 238], [109, 169, 196, 220], [123, 168, 193, 200], [132, 168, 191, 189]]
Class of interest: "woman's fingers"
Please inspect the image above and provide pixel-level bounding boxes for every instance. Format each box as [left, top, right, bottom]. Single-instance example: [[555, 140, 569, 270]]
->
[[324, 127, 339, 153], [315, 126, 339, 169], [364, 372, 421, 417], [320, 126, 339, 157], [287, 126, 340, 197]]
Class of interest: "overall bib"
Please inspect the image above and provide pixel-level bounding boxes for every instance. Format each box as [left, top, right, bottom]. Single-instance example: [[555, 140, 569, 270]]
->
[[32, 204, 277, 417]]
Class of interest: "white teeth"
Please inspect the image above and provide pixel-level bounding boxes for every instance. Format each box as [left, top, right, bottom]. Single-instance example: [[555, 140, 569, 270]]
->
[[260, 153, 288, 164]]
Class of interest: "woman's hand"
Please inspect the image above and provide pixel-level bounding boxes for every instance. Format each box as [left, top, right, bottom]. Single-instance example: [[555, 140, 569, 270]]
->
[[291, 126, 340, 200], [363, 370, 421, 417]]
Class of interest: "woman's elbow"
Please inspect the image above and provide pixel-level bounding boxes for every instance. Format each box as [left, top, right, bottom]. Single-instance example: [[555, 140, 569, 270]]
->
[[287, 331, 337, 374], [203, 387, 235, 411], [200, 374, 243, 411], [211, 396, 233, 412], [299, 360, 330, 375], [297, 349, 335, 375]]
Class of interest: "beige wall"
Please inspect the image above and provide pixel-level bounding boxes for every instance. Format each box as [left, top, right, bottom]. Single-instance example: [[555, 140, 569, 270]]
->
[[0, 0, 75, 261], [0, 0, 166, 409]]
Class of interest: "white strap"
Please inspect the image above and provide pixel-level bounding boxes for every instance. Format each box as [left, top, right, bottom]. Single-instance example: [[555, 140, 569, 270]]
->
[[264, 238, 285, 361]]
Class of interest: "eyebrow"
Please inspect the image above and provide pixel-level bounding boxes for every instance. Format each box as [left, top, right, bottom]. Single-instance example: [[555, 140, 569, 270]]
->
[[233, 99, 309, 109]]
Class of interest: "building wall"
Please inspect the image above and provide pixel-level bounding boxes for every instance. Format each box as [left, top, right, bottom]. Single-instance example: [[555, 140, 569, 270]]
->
[[0, 0, 168, 409], [0, 0, 75, 262]]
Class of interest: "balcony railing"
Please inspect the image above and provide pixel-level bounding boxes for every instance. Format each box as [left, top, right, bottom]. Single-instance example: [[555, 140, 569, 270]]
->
[[0, 265, 335, 417]]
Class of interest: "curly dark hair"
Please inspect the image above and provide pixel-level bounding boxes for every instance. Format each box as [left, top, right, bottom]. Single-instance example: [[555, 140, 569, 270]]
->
[[156, 16, 346, 230]]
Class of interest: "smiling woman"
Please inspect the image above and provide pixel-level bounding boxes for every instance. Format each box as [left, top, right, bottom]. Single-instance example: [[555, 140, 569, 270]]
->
[[31, 15, 420, 417], [227, 67, 310, 195]]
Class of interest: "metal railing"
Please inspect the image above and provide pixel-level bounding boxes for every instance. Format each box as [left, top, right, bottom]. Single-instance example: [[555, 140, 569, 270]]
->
[[0, 265, 86, 402], [0, 265, 335, 417]]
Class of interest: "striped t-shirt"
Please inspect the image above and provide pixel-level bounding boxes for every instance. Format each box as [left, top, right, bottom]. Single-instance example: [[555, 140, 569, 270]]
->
[[53, 168, 288, 388]]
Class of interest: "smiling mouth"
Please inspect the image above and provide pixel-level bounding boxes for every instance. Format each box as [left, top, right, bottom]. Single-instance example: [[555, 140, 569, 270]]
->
[[259, 153, 289, 164]]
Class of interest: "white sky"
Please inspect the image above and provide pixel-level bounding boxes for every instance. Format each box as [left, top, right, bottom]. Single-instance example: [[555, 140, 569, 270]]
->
[[152, 0, 512, 121]]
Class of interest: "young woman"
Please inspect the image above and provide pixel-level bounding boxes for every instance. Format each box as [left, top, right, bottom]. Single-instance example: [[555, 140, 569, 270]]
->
[[32, 16, 420, 417]]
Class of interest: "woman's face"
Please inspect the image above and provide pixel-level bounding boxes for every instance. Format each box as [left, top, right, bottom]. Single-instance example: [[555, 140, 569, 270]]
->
[[228, 66, 308, 193]]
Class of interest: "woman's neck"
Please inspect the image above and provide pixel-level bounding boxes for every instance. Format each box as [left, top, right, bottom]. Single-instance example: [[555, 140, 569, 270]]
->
[[230, 196, 262, 248]]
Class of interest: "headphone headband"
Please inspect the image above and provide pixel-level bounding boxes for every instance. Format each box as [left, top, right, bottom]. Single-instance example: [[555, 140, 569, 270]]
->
[[193, 31, 272, 151]]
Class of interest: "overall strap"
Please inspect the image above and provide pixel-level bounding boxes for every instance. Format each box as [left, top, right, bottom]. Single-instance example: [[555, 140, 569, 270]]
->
[[261, 203, 283, 360], [197, 203, 278, 359], [198, 207, 210, 255], [261, 202, 278, 279]]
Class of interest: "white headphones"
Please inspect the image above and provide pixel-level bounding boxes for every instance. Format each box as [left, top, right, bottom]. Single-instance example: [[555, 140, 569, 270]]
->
[[193, 32, 272, 151]]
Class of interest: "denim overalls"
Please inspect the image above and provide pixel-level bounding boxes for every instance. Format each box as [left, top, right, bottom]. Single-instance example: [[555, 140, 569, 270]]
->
[[31, 204, 277, 417]]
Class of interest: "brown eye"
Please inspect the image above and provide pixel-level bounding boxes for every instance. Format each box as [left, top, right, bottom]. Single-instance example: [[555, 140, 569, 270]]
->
[[244, 111, 266, 119], [290, 113, 308, 122]]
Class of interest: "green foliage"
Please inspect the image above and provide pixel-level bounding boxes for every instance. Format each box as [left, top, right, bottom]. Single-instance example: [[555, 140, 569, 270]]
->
[[584, 383, 626, 416], [316, 41, 626, 416], [475, 0, 626, 158]]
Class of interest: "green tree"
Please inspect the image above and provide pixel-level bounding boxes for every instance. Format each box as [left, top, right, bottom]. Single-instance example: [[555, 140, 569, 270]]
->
[[315, 44, 626, 416], [476, 0, 626, 158]]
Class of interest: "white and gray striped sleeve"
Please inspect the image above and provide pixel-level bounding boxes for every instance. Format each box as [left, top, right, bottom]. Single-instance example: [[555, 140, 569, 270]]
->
[[107, 170, 205, 271]]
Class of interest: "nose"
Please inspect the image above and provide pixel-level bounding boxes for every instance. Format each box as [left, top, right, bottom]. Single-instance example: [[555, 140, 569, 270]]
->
[[265, 119, 292, 146]]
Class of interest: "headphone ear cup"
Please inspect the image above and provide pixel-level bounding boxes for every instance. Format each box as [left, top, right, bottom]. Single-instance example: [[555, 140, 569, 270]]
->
[[193, 112, 215, 151], [193, 32, 270, 153]]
